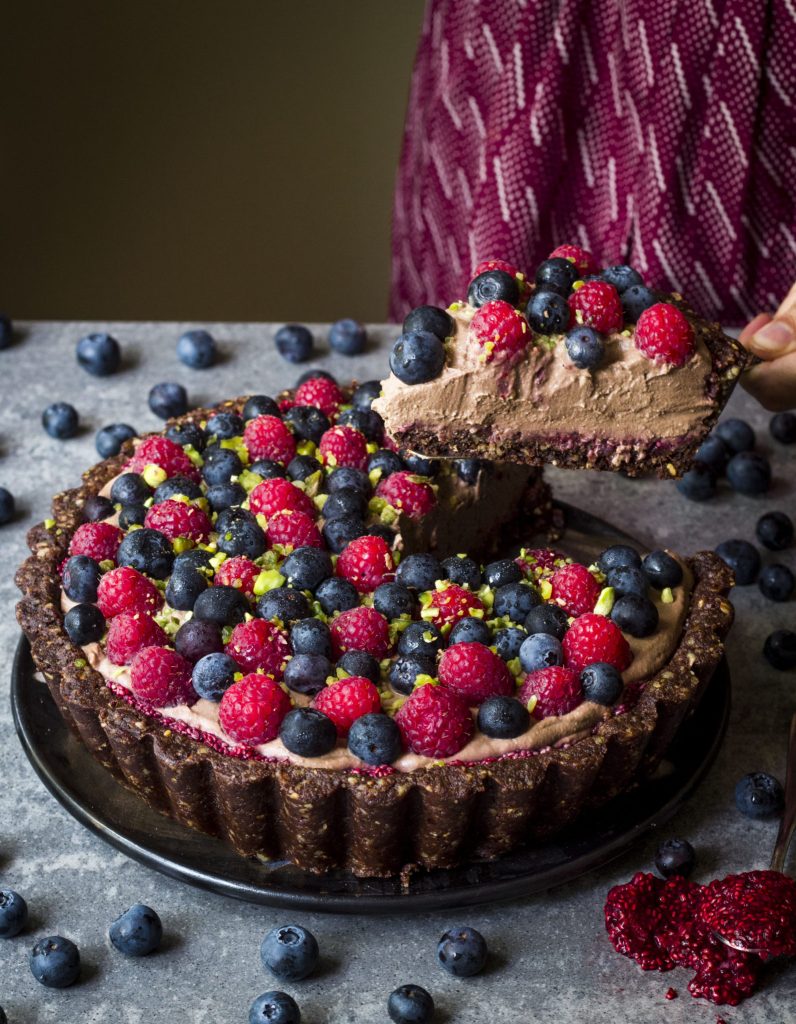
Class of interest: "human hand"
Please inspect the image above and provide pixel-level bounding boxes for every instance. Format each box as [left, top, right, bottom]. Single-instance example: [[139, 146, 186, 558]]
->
[[739, 282, 796, 411]]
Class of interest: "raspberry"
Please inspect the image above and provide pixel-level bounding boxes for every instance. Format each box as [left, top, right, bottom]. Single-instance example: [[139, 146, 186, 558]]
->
[[376, 471, 437, 521], [437, 641, 513, 704], [225, 618, 290, 676], [423, 584, 484, 630], [267, 509, 323, 551], [69, 522, 124, 563], [214, 556, 260, 595], [550, 563, 601, 616], [336, 535, 396, 593], [469, 300, 531, 363], [568, 280, 623, 333], [549, 243, 597, 277], [562, 613, 633, 673], [218, 673, 291, 745], [96, 566, 162, 618], [329, 605, 390, 659], [243, 415, 297, 465], [318, 425, 368, 470], [518, 665, 582, 718], [144, 499, 211, 543], [130, 646, 196, 706], [124, 435, 200, 482], [294, 376, 346, 417], [395, 683, 474, 757], [516, 548, 569, 578], [313, 675, 382, 736], [105, 612, 168, 665], [634, 303, 696, 367], [248, 477, 315, 519]]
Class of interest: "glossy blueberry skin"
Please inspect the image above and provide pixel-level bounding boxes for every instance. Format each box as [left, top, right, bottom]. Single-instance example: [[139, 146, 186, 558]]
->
[[449, 617, 491, 646], [279, 707, 337, 757], [694, 435, 729, 476], [174, 619, 223, 663], [243, 395, 281, 421], [258, 588, 311, 625], [118, 503, 146, 529], [176, 328, 217, 369], [735, 772, 784, 819], [726, 451, 771, 495], [374, 582, 415, 620], [153, 475, 202, 502], [117, 528, 175, 579], [388, 984, 435, 1024], [519, 633, 563, 673], [327, 466, 371, 496], [250, 458, 287, 480], [715, 539, 761, 586], [348, 713, 403, 765], [193, 585, 248, 626], [676, 464, 716, 502], [82, 495, 114, 523], [455, 458, 485, 485], [260, 925, 319, 981], [524, 603, 569, 640], [323, 487, 367, 521], [401, 451, 438, 477], [148, 382, 189, 420], [165, 568, 208, 611], [597, 544, 642, 573], [580, 662, 623, 705], [206, 482, 247, 512], [192, 652, 238, 701], [396, 554, 443, 593], [402, 304, 453, 341], [0, 889, 28, 938], [337, 407, 384, 443], [337, 649, 380, 683], [389, 654, 437, 695], [535, 257, 578, 296], [275, 323, 314, 363], [526, 289, 569, 334], [284, 654, 332, 696], [441, 555, 481, 590], [756, 511, 794, 551], [642, 550, 683, 590], [610, 594, 659, 638], [173, 548, 215, 576], [109, 903, 163, 956], [493, 626, 526, 661], [390, 331, 446, 384], [329, 317, 367, 355], [483, 559, 522, 589], [606, 565, 648, 598], [467, 269, 519, 307], [62, 555, 102, 603], [565, 326, 605, 369], [285, 405, 330, 444], [493, 581, 540, 623], [287, 455, 322, 482], [42, 402, 79, 439], [620, 284, 657, 322], [64, 603, 106, 645], [322, 515, 367, 553], [368, 448, 405, 480], [315, 577, 359, 616], [76, 332, 121, 376], [654, 838, 696, 879], [111, 472, 152, 506], [281, 547, 333, 592], [759, 564, 794, 602], [477, 696, 530, 738], [249, 991, 301, 1024], [214, 508, 266, 558], [600, 264, 644, 292], [96, 422, 136, 458], [770, 411, 796, 444], [29, 936, 80, 988], [290, 618, 332, 658], [206, 411, 243, 441], [396, 621, 444, 658], [716, 417, 755, 454], [166, 422, 206, 450], [351, 379, 382, 410], [202, 445, 243, 487], [437, 925, 488, 977], [0, 487, 14, 526], [763, 629, 796, 670]]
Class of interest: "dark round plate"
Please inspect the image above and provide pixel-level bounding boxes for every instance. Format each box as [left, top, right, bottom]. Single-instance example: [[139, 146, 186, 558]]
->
[[11, 637, 730, 914]]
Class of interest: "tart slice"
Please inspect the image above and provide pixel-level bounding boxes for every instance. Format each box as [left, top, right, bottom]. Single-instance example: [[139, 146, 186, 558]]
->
[[375, 247, 752, 478]]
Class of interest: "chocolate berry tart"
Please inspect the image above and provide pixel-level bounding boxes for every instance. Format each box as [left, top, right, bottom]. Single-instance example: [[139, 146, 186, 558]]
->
[[17, 377, 734, 877], [375, 247, 753, 477]]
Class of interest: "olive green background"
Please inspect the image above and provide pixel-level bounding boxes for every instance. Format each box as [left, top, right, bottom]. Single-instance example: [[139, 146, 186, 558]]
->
[[2, 1, 425, 323]]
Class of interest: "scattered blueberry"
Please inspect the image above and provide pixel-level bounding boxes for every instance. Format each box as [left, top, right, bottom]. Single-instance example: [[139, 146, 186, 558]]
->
[[455, 459, 485, 485], [441, 555, 481, 590], [519, 633, 563, 673], [260, 925, 319, 981], [118, 528, 175, 579], [449, 617, 491, 646], [337, 649, 380, 683], [214, 507, 266, 558], [389, 653, 437, 695], [0, 889, 28, 937], [580, 662, 623, 705], [756, 511, 793, 551], [477, 695, 530, 738], [329, 317, 367, 355], [192, 585, 248, 626], [468, 269, 519, 307], [676, 463, 716, 501], [64, 603, 106, 645], [620, 284, 657, 322], [76, 332, 121, 376], [176, 328, 217, 369], [524, 603, 569, 640], [275, 324, 314, 363], [192, 652, 238, 701], [735, 772, 784, 819], [726, 451, 771, 495], [42, 401, 79, 439], [396, 621, 443, 658], [694, 435, 729, 476], [390, 331, 445, 384], [95, 422, 136, 458], [763, 629, 796, 670], [249, 991, 301, 1024], [351, 380, 382, 410], [284, 654, 332, 696], [493, 626, 527, 661], [526, 289, 569, 334], [174, 619, 223, 664], [600, 264, 644, 292], [654, 838, 696, 879], [396, 553, 443, 593], [611, 594, 659, 637], [759, 564, 794, 602], [0, 487, 14, 526], [348, 713, 403, 765], [109, 903, 163, 956], [715, 539, 761, 585], [62, 555, 102, 603], [244, 395, 281, 421], [315, 577, 359, 615], [285, 405, 330, 444], [402, 304, 453, 341], [535, 257, 578, 296], [289, 617, 333, 657], [597, 545, 642, 574], [280, 707, 337, 757], [716, 418, 755, 454], [29, 936, 80, 988], [388, 984, 434, 1024], [770, 411, 796, 445], [484, 559, 522, 589], [565, 325, 605, 369], [148, 382, 189, 420], [437, 925, 488, 977], [642, 550, 683, 590]]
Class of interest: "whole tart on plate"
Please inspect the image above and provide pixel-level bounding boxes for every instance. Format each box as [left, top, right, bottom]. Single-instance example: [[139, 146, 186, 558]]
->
[[16, 378, 734, 877]]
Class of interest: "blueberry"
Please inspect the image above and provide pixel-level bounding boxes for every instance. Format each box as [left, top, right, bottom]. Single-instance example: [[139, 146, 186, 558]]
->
[[449, 617, 491, 646], [322, 515, 367, 553], [611, 594, 659, 637], [580, 662, 623, 705], [468, 269, 519, 307], [759, 564, 794, 602], [175, 619, 223, 663], [275, 324, 314, 363], [676, 463, 716, 501], [176, 328, 217, 369], [368, 523, 397, 545], [327, 466, 371, 496], [0, 314, 13, 349], [455, 459, 485, 485], [148, 382, 189, 419], [493, 626, 527, 661], [715, 539, 761, 585], [323, 487, 367, 521], [329, 317, 367, 355], [493, 581, 540, 622], [64, 603, 106, 645], [441, 555, 481, 590], [524, 603, 569, 640], [76, 332, 121, 376], [284, 654, 332, 696], [0, 487, 14, 526], [374, 582, 415, 620], [477, 695, 530, 738], [81, 493, 113, 523], [280, 707, 337, 757], [519, 632, 563, 673], [735, 772, 784, 819], [389, 654, 437, 695], [118, 528, 175, 579], [388, 984, 434, 1024], [402, 304, 453, 341], [153, 475, 203, 502], [29, 936, 80, 988], [173, 548, 215, 576], [484, 559, 522, 589], [215, 507, 266, 558], [396, 553, 443, 592], [397, 621, 443, 658], [206, 482, 247, 511], [348, 713, 402, 765], [287, 455, 322, 481], [42, 401, 79, 439], [202, 444, 243, 486], [190, 652, 237, 701], [390, 331, 446, 384], [621, 284, 657, 322], [351, 380, 382, 410], [96, 422, 136, 458], [368, 448, 405, 480], [193, 586, 248, 626], [118, 504, 147, 529], [535, 257, 579, 296], [249, 991, 301, 1024], [526, 289, 569, 334], [165, 568, 207, 611], [654, 838, 696, 879], [763, 629, 796, 670], [315, 577, 359, 615], [401, 453, 438, 478], [337, 406, 384, 442], [206, 411, 244, 440], [607, 565, 648, 598], [295, 367, 336, 387], [261, 924, 318, 981], [281, 548, 332, 592], [109, 903, 163, 956], [770, 411, 796, 445], [727, 451, 771, 495], [250, 458, 287, 480], [716, 417, 755, 454], [0, 889, 28, 937], [337, 649, 380, 683], [290, 618, 332, 658], [244, 395, 281, 421], [694, 435, 729, 476], [165, 422, 206, 450], [437, 925, 487, 977], [600, 264, 644, 292], [62, 555, 102, 603], [597, 545, 642, 574], [642, 550, 683, 590], [285, 405, 330, 444], [565, 325, 605, 369], [258, 588, 311, 624], [111, 473, 151, 506], [756, 511, 793, 551]]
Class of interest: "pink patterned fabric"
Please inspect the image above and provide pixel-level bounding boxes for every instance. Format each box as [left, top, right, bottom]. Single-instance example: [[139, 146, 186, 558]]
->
[[391, 0, 796, 326]]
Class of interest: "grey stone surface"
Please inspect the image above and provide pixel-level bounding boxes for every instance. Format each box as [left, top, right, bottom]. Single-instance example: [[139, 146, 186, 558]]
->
[[0, 320, 794, 1023]]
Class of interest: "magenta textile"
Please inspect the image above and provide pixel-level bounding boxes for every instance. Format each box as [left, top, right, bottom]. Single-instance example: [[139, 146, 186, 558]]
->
[[391, 0, 796, 325]]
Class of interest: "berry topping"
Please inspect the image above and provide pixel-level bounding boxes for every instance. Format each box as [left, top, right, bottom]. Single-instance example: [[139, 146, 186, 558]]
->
[[249, 477, 315, 519], [266, 510, 323, 551], [526, 290, 570, 335], [376, 471, 437, 520], [125, 436, 200, 482], [467, 269, 520, 308], [611, 594, 659, 637], [117, 528, 176, 579], [294, 376, 345, 417], [283, 654, 332, 696], [336, 534, 396, 593], [402, 305, 453, 342], [63, 603, 106, 646], [193, 585, 249, 626], [348, 713, 403, 765], [548, 243, 597, 276], [535, 257, 579, 296], [62, 555, 102, 603], [423, 583, 484, 630], [96, 422, 136, 458], [96, 566, 162, 618], [477, 695, 530, 738], [318, 425, 368, 470], [213, 555, 260, 595], [130, 646, 196, 706], [69, 521, 123, 563], [518, 665, 582, 718], [313, 676, 382, 736], [634, 303, 695, 366], [519, 632, 563, 673], [395, 553, 443, 592], [218, 674, 291, 745], [549, 563, 600, 616], [568, 280, 623, 333], [329, 606, 390, 660], [279, 707, 338, 757], [580, 661, 623, 705], [599, 265, 644, 292], [565, 325, 605, 369], [437, 641, 513, 705], [395, 683, 475, 757], [642, 549, 683, 589], [562, 613, 632, 673], [390, 331, 446, 384], [192, 652, 238, 701], [225, 618, 290, 676], [243, 415, 297, 465], [144, 499, 211, 543], [105, 613, 168, 665]]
